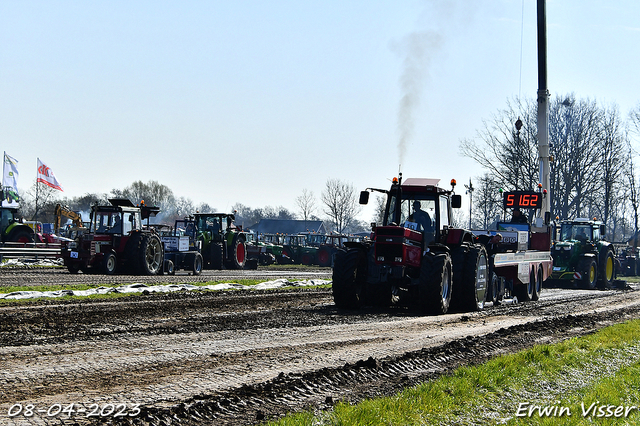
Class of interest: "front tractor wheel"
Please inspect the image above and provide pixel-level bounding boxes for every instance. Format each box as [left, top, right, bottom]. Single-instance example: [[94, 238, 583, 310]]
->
[[580, 258, 598, 290], [102, 251, 118, 275], [419, 252, 453, 315], [139, 234, 164, 275], [332, 249, 367, 309], [192, 252, 203, 275]]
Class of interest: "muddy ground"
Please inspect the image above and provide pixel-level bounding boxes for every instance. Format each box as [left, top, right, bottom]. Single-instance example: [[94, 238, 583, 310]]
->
[[1, 267, 640, 425]]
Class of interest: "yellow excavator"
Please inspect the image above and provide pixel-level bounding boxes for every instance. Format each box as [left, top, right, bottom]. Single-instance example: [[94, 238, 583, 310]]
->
[[54, 204, 86, 238]]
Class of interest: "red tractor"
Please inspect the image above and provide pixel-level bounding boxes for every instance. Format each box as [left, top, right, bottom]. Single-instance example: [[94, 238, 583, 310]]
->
[[333, 176, 488, 315], [61, 199, 163, 275]]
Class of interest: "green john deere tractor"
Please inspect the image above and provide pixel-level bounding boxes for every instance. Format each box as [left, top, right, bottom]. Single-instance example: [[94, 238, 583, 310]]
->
[[194, 213, 246, 269], [550, 219, 616, 289]]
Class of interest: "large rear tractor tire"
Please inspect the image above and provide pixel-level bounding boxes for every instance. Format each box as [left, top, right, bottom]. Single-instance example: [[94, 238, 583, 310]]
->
[[418, 252, 453, 315], [227, 235, 246, 270], [209, 243, 224, 270], [139, 234, 163, 275], [7, 229, 34, 244], [301, 253, 312, 265], [317, 248, 332, 267], [451, 245, 488, 312], [332, 249, 367, 309], [598, 249, 615, 289], [462, 245, 488, 311]]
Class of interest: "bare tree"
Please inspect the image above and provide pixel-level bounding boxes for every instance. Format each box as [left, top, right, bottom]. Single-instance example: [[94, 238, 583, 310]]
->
[[111, 180, 174, 208], [460, 97, 540, 194], [461, 95, 630, 229], [472, 173, 503, 229], [593, 105, 627, 227], [321, 179, 361, 234], [23, 181, 61, 222], [630, 103, 640, 138], [295, 189, 316, 222]]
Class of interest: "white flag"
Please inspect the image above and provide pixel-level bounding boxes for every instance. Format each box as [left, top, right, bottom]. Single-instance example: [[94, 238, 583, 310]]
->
[[37, 158, 64, 191], [3, 152, 20, 207]]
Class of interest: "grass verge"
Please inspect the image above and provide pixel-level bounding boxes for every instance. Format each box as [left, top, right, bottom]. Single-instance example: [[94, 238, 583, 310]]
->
[[267, 319, 640, 425]]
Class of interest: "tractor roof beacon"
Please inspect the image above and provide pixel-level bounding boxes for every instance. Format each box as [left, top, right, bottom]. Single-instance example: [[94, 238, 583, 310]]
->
[[60, 199, 163, 275]]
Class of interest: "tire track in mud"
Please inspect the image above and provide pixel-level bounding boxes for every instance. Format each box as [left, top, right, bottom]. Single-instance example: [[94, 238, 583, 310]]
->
[[0, 268, 639, 426], [93, 303, 640, 426]]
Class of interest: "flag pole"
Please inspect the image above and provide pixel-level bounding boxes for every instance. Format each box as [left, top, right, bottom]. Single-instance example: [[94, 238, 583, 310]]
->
[[35, 159, 39, 222]]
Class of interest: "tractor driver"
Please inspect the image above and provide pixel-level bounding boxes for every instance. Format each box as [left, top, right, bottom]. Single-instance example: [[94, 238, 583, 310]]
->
[[108, 215, 122, 234], [409, 200, 433, 233]]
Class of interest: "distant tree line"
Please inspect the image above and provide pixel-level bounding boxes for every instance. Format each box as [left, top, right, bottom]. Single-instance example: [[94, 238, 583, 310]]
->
[[15, 178, 370, 235], [460, 94, 640, 242]]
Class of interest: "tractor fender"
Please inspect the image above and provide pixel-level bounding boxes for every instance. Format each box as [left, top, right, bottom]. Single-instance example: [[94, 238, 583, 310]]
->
[[444, 228, 475, 246], [598, 241, 616, 255]]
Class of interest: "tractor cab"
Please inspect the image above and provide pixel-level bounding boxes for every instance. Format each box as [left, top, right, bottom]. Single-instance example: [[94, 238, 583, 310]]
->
[[558, 221, 604, 243], [359, 176, 461, 269]]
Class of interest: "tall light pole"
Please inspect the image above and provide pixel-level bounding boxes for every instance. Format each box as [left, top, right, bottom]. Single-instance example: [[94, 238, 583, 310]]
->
[[464, 179, 474, 229]]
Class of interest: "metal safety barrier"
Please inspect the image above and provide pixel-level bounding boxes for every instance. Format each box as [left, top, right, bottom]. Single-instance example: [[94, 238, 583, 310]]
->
[[0, 244, 62, 261]]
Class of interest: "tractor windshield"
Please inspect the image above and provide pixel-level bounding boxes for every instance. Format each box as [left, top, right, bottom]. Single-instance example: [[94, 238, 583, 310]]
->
[[560, 224, 593, 242], [93, 211, 136, 235], [306, 234, 326, 246], [1, 208, 15, 231], [386, 196, 436, 232]]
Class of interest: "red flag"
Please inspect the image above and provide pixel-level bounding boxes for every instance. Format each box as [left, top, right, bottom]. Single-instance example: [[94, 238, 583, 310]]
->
[[37, 158, 64, 191]]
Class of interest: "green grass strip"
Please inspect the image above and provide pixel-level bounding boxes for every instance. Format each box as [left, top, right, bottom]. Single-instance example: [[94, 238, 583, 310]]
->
[[267, 319, 640, 425]]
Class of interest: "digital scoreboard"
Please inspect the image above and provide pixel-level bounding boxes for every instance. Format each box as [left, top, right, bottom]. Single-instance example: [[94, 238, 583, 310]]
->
[[502, 191, 542, 209]]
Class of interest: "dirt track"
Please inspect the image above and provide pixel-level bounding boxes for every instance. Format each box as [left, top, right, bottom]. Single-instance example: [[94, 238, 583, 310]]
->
[[1, 267, 640, 425]]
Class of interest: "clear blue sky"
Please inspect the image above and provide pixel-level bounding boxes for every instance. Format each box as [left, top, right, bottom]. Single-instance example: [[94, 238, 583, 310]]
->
[[2, 1, 639, 221]]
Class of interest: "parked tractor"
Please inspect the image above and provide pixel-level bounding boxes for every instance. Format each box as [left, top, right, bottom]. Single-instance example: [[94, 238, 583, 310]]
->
[[549, 218, 616, 289], [282, 234, 318, 265], [60, 199, 163, 275], [261, 234, 290, 264], [160, 217, 203, 275], [245, 232, 274, 267], [616, 245, 639, 276], [305, 233, 347, 267], [333, 176, 489, 315], [0, 207, 35, 243], [193, 213, 246, 269]]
